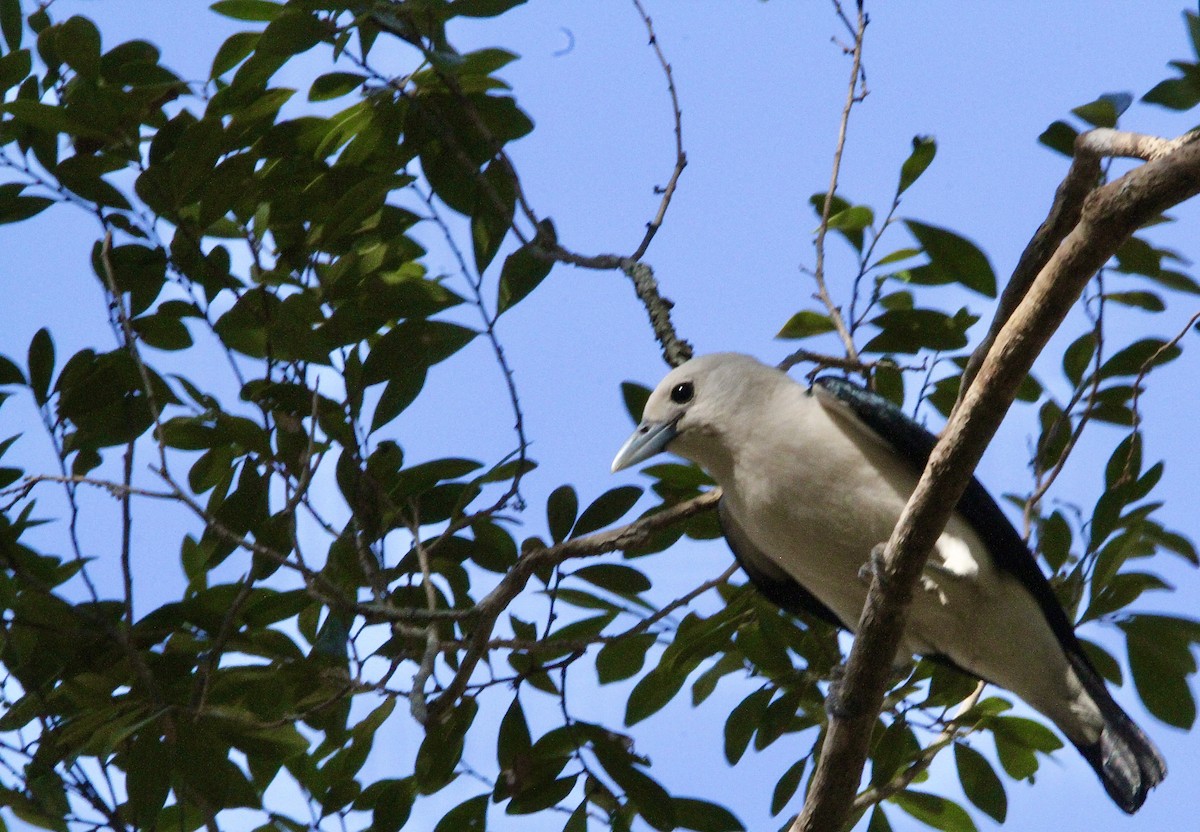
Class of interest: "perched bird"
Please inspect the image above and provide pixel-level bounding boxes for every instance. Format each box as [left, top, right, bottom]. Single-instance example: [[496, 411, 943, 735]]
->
[[611, 352, 1165, 813]]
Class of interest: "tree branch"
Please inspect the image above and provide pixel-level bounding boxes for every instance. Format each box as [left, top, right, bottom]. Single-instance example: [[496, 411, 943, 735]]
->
[[426, 489, 721, 720], [793, 129, 1200, 832]]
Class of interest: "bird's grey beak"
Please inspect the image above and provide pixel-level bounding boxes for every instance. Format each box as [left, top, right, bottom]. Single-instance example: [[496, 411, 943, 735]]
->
[[611, 419, 678, 473]]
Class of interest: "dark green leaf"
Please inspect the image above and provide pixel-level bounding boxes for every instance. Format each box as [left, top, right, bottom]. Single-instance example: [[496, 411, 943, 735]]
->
[[621, 381, 650, 424], [1062, 332, 1096, 386], [671, 797, 744, 832], [55, 16, 102, 79], [596, 634, 656, 684], [27, 327, 54, 406], [1098, 338, 1180, 378], [892, 791, 977, 832], [547, 484, 578, 543], [211, 31, 259, 78], [309, 71, 366, 102], [571, 486, 642, 537], [625, 665, 688, 726], [432, 794, 487, 832], [496, 220, 556, 314], [897, 135, 936, 195], [497, 696, 531, 771], [770, 756, 808, 816], [573, 563, 651, 595], [724, 688, 771, 764], [211, 0, 284, 22], [1038, 120, 1079, 156], [904, 221, 996, 296], [954, 743, 1006, 822], [0, 0, 21, 50], [1121, 614, 1199, 728], [1143, 66, 1200, 111], [1105, 291, 1165, 312], [362, 320, 476, 385], [370, 368, 426, 433], [864, 307, 977, 354]]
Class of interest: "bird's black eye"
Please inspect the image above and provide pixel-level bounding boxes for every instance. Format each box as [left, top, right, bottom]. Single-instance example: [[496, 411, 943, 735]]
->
[[670, 381, 694, 404]]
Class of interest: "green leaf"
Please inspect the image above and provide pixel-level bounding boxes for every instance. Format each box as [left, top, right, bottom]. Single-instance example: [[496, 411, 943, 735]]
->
[[0, 0, 21, 51], [211, 31, 259, 78], [770, 756, 808, 816], [573, 563, 651, 595], [366, 779, 414, 832], [591, 743, 675, 831], [724, 688, 771, 764], [496, 220, 557, 314], [1121, 614, 1200, 728], [776, 310, 836, 340], [309, 71, 366, 102], [1071, 92, 1133, 128], [1038, 120, 1079, 156], [1061, 332, 1096, 385], [0, 47, 30, 94], [546, 484, 578, 543], [362, 320, 476, 385], [370, 368, 427, 432], [671, 797, 744, 832], [892, 791, 977, 832], [55, 16, 102, 79], [432, 794, 487, 832], [871, 247, 921, 268], [451, 0, 528, 17], [596, 633, 656, 684], [497, 696, 531, 771], [897, 135, 936, 195], [125, 730, 171, 828], [0, 183, 54, 224], [571, 486, 642, 537], [864, 307, 978, 354], [625, 665, 689, 725], [472, 160, 517, 273], [621, 381, 651, 424], [1098, 338, 1180, 378], [826, 205, 874, 232], [210, 0, 283, 22], [1143, 66, 1200, 111], [954, 743, 1006, 823], [904, 220, 997, 296], [1105, 291, 1165, 312], [27, 327, 54, 406]]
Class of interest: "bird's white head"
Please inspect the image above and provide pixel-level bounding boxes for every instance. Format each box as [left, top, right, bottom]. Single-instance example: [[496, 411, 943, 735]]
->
[[610, 352, 785, 476]]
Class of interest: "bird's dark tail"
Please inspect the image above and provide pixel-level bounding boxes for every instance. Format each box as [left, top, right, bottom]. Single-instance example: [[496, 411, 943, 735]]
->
[[1067, 652, 1166, 814]]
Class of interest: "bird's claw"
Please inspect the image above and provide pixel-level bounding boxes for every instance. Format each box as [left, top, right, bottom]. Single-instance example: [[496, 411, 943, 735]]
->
[[857, 543, 890, 587]]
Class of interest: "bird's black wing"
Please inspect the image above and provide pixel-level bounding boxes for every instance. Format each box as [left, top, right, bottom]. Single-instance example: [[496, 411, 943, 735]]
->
[[814, 375, 1166, 812], [812, 376, 1084, 660], [718, 497, 848, 629]]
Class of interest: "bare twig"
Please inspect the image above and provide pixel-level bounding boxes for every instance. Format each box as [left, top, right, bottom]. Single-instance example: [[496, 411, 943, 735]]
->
[[849, 681, 985, 813], [627, 0, 688, 263], [807, 0, 868, 362], [409, 528, 442, 724]]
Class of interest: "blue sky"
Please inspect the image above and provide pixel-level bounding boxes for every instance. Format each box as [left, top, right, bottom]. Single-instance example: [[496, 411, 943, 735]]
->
[[1, 2, 1199, 831]]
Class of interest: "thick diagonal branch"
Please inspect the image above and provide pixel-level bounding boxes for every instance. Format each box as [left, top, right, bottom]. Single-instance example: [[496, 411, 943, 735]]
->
[[793, 131, 1200, 832]]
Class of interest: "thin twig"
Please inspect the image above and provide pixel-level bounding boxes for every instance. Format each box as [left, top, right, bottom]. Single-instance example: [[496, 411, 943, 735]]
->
[[628, 0, 687, 263], [849, 681, 985, 813], [808, 0, 868, 362]]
